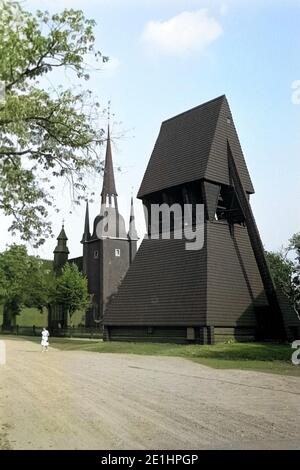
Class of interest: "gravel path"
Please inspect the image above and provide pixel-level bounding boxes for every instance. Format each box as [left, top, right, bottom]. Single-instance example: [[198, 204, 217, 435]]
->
[[0, 337, 299, 450]]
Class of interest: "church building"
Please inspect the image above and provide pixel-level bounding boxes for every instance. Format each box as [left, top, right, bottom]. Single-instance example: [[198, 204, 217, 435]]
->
[[51, 96, 299, 341], [50, 125, 138, 328]]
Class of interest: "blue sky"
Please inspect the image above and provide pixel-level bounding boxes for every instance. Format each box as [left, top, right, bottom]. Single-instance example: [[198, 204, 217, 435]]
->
[[2, 0, 300, 258]]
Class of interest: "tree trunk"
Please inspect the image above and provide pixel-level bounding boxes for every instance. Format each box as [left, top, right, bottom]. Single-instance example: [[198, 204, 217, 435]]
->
[[2, 302, 16, 330]]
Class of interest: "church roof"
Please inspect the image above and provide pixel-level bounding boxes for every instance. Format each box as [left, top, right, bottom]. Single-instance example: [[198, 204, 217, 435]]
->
[[81, 201, 91, 243], [93, 207, 127, 239], [137, 95, 254, 198], [57, 225, 68, 241], [128, 196, 138, 240], [54, 225, 69, 254], [101, 125, 118, 200]]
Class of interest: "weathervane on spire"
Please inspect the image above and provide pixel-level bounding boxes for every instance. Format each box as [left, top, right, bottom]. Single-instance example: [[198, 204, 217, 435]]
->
[[107, 100, 111, 124], [107, 100, 115, 128]]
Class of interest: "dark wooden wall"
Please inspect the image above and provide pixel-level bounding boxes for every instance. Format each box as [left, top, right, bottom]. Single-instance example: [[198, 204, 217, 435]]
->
[[100, 238, 131, 316], [206, 221, 268, 328], [104, 236, 207, 327]]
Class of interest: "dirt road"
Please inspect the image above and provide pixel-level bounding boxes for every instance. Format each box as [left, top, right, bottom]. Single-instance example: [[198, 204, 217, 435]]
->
[[0, 337, 299, 450]]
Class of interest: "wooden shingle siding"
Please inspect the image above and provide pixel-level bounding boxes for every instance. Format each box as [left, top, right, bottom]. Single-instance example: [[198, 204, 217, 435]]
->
[[213, 327, 256, 343], [105, 326, 189, 343], [202, 181, 220, 221], [138, 96, 254, 199], [207, 222, 268, 327], [105, 326, 220, 343], [104, 236, 207, 326], [138, 96, 224, 198], [206, 98, 254, 194]]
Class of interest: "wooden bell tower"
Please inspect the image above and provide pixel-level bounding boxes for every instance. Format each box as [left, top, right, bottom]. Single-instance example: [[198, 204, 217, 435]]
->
[[104, 96, 299, 343]]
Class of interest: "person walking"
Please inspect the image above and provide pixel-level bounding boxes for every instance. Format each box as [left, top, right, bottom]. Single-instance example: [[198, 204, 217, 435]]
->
[[41, 327, 50, 352]]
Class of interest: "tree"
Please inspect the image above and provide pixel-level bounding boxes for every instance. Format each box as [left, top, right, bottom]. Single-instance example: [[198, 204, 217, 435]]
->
[[54, 263, 89, 323], [265, 250, 294, 299], [288, 233, 300, 313], [0, 245, 89, 330], [266, 231, 300, 315], [0, 1, 107, 246], [0, 244, 53, 329]]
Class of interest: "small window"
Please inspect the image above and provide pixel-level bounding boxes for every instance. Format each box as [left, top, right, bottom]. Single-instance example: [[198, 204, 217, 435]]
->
[[94, 250, 99, 259], [115, 249, 121, 257]]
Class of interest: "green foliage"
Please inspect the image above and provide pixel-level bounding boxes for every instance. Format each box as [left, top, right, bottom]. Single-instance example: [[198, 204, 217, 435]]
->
[[0, 244, 54, 327], [54, 263, 89, 318], [288, 233, 300, 312], [0, 1, 107, 245], [0, 305, 48, 327], [0, 303, 85, 328], [265, 250, 294, 298], [266, 231, 300, 314], [289, 233, 300, 257], [0, 244, 89, 328]]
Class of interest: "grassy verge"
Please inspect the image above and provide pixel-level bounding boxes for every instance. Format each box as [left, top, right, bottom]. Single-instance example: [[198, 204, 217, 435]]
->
[[0, 305, 85, 327], [43, 338, 300, 377]]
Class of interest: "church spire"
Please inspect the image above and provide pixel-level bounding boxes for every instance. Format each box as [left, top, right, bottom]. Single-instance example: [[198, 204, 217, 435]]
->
[[81, 200, 91, 243], [101, 124, 118, 209], [128, 196, 138, 240], [53, 223, 69, 275], [55, 223, 68, 246]]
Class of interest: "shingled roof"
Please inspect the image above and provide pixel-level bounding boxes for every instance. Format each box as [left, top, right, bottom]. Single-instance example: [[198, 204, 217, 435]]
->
[[137, 95, 254, 198], [101, 125, 118, 202]]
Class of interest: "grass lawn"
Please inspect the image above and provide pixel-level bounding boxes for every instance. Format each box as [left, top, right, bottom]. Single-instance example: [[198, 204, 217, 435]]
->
[[0, 305, 47, 327], [0, 305, 85, 327], [35, 337, 300, 377]]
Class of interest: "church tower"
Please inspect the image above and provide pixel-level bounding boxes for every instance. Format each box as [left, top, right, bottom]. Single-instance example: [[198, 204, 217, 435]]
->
[[81, 201, 91, 276], [50, 224, 70, 330], [82, 125, 138, 327], [53, 224, 69, 275]]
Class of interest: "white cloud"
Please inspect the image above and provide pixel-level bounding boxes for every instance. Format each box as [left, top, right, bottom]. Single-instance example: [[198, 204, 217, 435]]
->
[[220, 3, 229, 15], [141, 9, 223, 57]]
